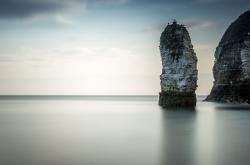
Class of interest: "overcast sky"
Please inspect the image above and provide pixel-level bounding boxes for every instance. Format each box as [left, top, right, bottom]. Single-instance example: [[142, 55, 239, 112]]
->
[[0, 0, 249, 95]]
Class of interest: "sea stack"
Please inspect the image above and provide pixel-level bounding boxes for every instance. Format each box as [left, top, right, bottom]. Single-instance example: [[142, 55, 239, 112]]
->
[[159, 21, 198, 107], [206, 11, 250, 103]]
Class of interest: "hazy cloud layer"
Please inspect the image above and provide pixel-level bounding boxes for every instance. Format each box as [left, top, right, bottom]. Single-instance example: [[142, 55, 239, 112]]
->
[[142, 20, 214, 33], [0, 0, 248, 20], [0, 0, 129, 19], [185, 20, 213, 29], [0, 0, 81, 19]]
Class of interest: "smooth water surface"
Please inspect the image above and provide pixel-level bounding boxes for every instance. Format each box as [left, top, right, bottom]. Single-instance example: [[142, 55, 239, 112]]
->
[[0, 96, 249, 165]]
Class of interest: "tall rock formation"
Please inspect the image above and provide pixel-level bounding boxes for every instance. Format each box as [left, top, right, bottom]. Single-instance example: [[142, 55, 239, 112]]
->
[[159, 21, 198, 107], [206, 11, 250, 103]]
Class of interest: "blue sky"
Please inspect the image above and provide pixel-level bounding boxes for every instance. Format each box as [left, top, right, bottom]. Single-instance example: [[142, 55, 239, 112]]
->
[[0, 0, 249, 95]]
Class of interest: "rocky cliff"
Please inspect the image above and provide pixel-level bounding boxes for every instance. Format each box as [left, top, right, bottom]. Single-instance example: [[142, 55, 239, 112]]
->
[[206, 11, 250, 103], [159, 21, 198, 107]]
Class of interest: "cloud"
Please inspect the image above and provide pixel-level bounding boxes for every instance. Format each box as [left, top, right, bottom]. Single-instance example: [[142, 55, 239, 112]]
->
[[0, 0, 129, 20], [0, 0, 130, 27], [0, 0, 247, 23], [195, 0, 245, 3], [50, 15, 77, 26], [95, 0, 128, 5], [0, 0, 85, 19], [141, 25, 163, 33], [0, 43, 134, 63], [141, 20, 213, 33], [184, 20, 214, 29]]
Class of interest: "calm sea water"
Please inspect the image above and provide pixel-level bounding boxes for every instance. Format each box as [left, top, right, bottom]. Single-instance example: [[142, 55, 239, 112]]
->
[[0, 96, 249, 165]]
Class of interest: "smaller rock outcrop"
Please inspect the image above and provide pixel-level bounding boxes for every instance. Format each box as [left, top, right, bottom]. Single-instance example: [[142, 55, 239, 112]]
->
[[159, 21, 198, 107], [206, 10, 250, 103]]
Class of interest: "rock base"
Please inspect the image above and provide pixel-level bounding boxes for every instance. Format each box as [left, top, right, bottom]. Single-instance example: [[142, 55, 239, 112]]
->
[[159, 92, 196, 107], [205, 83, 250, 103]]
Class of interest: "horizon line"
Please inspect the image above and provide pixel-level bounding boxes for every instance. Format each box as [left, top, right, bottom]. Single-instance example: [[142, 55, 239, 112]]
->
[[0, 95, 207, 100], [0, 94, 207, 96]]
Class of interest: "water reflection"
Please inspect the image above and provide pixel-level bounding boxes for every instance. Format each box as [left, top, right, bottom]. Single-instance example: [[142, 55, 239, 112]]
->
[[0, 97, 250, 165], [160, 109, 197, 165], [194, 106, 215, 165], [160, 100, 250, 165], [215, 104, 250, 111], [212, 104, 250, 165]]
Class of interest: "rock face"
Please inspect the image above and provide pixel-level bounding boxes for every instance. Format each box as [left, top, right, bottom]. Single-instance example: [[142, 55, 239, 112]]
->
[[159, 21, 198, 107], [206, 11, 250, 103]]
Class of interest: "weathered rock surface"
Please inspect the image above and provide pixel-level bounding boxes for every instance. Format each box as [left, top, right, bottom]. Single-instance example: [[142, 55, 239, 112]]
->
[[159, 21, 198, 107], [206, 10, 250, 103]]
